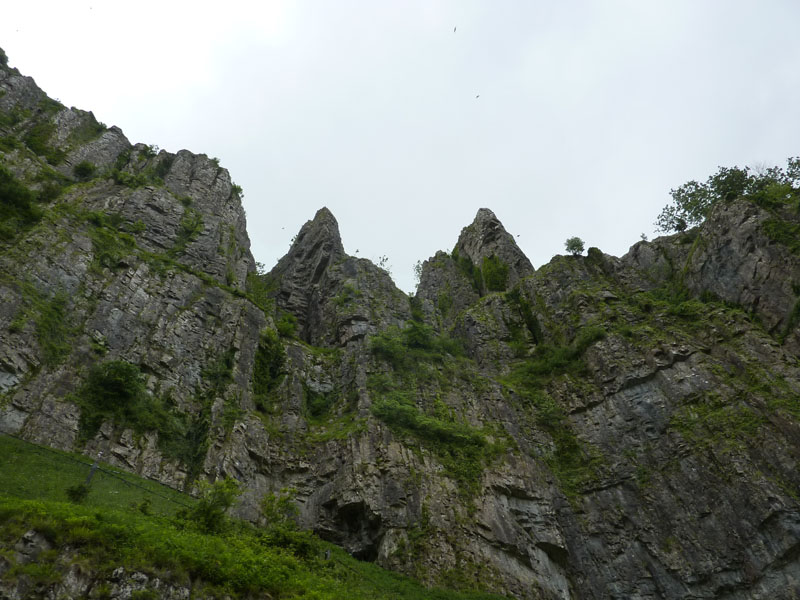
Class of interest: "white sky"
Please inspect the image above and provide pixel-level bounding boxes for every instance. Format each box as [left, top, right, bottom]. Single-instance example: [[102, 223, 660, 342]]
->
[[3, 1, 800, 292]]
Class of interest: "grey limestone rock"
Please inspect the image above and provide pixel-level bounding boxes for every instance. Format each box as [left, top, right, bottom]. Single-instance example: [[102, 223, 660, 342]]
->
[[454, 208, 535, 289], [2, 52, 800, 600]]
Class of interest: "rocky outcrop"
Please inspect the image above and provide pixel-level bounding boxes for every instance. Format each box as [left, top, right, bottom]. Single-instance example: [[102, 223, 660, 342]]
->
[[416, 208, 535, 330], [0, 531, 204, 600], [2, 50, 800, 600], [454, 208, 535, 288], [624, 198, 800, 352], [0, 57, 263, 488], [268, 207, 411, 346]]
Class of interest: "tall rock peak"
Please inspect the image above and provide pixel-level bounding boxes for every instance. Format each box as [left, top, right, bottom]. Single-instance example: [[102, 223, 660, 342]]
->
[[268, 208, 346, 333], [453, 207, 535, 289], [289, 206, 345, 258], [268, 206, 410, 344]]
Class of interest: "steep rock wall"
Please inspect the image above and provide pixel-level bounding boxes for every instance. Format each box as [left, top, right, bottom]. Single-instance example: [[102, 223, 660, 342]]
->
[[1, 53, 800, 599]]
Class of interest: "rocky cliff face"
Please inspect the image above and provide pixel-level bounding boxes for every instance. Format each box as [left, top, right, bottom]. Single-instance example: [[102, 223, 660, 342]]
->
[[1, 53, 799, 599]]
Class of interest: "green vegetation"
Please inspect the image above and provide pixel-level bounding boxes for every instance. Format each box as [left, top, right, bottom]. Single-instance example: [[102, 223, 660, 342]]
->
[[73, 160, 96, 181], [502, 324, 606, 495], [245, 268, 276, 313], [370, 323, 463, 370], [656, 158, 800, 233], [0, 435, 504, 599], [448, 250, 511, 294], [368, 307, 500, 497], [0, 496, 506, 599], [155, 154, 175, 179], [438, 290, 454, 317], [506, 325, 605, 388], [66, 117, 106, 146], [372, 299, 464, 368], [276, 312, 298, 337], [169, 207, 204, 256], [76, 361, 169, 443], [23, 121, 65, 165], [110, 148, 173, 189], [87, 210, 137, 271], [0, 433, 191, 517], [451, 247, 483, 294], [252, 329, 286, 412], [31, 291, 72, 365], [482, 254, 509, 291], [0, 106, 28, 129], [111, 168, 148, 187], [33, 166, 70, 202], [564, 236, 585, 256], [669, 391, 764, 452], [73, 360, 208, 473], [781, 297, 800, 343], [0, 165, 42, 240], [504, 287, 543, 345], [260, 487, 300, 528], [333, 282, 363, 306], [762, 218, 800, 255], [370, 391, 500, 497], [181, 478, 241, 534], [7, 280, 73, 366], [304, 385, 336, 418], [203, 348, 236, 393], [64, 482, 89, 503]]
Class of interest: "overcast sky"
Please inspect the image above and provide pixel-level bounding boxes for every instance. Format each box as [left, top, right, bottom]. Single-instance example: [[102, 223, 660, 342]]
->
[[3, 1, 799, 291]]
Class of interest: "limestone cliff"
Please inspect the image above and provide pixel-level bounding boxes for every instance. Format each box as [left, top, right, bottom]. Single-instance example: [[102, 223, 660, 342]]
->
[[1, 52, 799, 600]]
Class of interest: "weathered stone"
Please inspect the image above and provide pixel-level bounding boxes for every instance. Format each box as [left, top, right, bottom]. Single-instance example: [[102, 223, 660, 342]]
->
[[2, 52, 800, 600]]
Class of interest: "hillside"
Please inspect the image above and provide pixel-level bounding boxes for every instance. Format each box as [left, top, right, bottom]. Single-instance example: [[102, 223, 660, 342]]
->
[[1, 49, 799, 599]]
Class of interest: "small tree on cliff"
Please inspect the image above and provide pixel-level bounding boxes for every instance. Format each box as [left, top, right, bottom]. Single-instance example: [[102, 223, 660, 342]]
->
[[565, 237, 585, 256]]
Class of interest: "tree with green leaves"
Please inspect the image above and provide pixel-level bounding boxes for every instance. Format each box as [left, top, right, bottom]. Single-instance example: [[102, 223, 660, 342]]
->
[[565, 237, 585, 256], [655, 159, 800, 233]]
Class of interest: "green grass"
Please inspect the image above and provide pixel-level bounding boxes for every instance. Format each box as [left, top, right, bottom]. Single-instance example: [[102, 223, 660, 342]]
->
[[0, 435, 507, 599], [245, 270, 276, 313], [0, 434, 191, 517], [367, 370, 505, 500]]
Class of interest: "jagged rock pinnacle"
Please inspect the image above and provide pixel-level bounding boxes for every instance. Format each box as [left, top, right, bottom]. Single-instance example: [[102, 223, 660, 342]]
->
[[454, 207, 534, 287], [268, 208, 345, 329], [288, 206, 344, 258]]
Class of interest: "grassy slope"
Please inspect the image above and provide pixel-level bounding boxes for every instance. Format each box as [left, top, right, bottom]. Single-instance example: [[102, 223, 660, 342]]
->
[[0, 434, 507, 599]]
